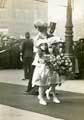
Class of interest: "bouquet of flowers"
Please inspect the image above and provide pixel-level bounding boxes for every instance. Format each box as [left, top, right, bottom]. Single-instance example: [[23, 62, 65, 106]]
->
[[43, 54, 59, 72], [44, 53, 72, 75], [56, 53, 72, 75]]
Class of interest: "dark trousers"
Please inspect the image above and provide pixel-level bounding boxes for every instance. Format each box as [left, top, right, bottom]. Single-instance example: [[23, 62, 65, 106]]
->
[[23, 57, 33, 91], [26, 65, 35, 92], [23, 57, 32, 79]]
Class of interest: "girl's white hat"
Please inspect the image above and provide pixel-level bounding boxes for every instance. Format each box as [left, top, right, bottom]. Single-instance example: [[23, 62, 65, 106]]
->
[[48, 36, 63, 46], [36, 39, 47, 47]]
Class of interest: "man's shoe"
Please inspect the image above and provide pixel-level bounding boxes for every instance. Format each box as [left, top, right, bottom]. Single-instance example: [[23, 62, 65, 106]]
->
[[28, 90, 38, 95], [23, 91, 29, 95], [22, 78, 26, 80], [23, 90, 34, 95]]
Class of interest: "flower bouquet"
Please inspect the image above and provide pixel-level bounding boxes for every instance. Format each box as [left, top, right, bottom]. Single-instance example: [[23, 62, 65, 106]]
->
[[43, 53, 72, 75], [56, 53, 73, 75]]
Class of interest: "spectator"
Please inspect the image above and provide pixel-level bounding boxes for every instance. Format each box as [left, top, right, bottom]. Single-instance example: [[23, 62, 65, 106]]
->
[[21, 32, 33, 91]]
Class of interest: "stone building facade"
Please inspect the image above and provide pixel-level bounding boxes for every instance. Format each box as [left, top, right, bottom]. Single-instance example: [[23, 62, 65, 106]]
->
[[0, 0, 84, 41], [0, 0, 48, 38]]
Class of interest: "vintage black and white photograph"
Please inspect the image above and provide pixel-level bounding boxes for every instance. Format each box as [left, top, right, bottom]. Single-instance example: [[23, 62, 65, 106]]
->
[[0, 0, 84, 120]]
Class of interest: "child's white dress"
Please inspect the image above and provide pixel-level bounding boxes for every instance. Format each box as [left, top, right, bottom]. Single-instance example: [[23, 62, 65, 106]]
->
[[32, 54, 60, 87]]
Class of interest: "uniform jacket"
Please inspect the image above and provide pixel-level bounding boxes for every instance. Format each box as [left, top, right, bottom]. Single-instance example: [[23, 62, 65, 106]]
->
[[22, 39, 33, 58]]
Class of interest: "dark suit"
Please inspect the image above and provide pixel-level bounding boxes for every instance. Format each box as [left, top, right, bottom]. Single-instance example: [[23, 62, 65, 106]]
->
[[22, 38, 33, 90]]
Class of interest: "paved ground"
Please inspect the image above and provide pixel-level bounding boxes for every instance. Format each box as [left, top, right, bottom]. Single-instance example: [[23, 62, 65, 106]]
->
[[0, 104, 63, 120], [0, 70, 84, 120]]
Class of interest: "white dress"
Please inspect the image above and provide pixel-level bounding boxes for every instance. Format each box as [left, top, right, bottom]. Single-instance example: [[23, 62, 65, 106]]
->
[[32, 54, 60, 87]]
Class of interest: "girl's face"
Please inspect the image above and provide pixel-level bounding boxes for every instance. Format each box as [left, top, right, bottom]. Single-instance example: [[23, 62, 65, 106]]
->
[[40, 43, 47, 50], [48, 46, 53, 54]]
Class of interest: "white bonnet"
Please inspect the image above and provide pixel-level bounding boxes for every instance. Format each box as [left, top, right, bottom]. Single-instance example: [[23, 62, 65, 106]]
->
[[36, 39, 48, 47], [48, 36, 63, 47]]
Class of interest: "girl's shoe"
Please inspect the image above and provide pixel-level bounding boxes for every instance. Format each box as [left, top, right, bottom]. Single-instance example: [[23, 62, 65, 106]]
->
[[45, 90, 51, 100], [38, 95, 41, 99], [53, 97, 60, 103], [39, 99, 47, 105]]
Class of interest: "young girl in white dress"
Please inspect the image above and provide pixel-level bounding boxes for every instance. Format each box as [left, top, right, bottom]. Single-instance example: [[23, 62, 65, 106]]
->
[[32, 40, 49, 105], [45, 44, 60, 103], [32, 39, 60, 105]]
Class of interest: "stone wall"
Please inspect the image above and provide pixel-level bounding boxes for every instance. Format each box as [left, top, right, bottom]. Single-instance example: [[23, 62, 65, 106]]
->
[[0, 0, 48, 38]]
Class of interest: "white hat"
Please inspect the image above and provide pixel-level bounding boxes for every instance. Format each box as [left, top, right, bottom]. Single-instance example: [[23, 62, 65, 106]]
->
[[36, 39, 47, 47], [48, 36, 64, 46]]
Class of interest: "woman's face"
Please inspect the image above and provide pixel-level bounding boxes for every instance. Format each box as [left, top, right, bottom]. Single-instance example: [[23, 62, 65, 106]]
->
[[40, 43, 47, 50]]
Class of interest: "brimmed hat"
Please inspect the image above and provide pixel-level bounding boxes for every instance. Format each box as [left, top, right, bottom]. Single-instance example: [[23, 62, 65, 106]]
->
[[36, 39, 48, 47], [48, 36, 61, 47]]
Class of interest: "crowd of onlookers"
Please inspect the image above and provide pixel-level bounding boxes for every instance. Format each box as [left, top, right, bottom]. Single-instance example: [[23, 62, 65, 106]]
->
[[73, 38, 84, 78], [0, 33, 23, 69], [0, 32, 84, 79]]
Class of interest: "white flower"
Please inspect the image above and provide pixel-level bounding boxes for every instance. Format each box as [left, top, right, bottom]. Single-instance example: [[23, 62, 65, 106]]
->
[[60, 53, 64, 57], [69, 67, 72, 72], [70, 62, 72, 66], [57, 55, 61, 60], [65, 59, 68, 63], [65, 62, 68, 66], [61, 66, 65, 70], [61, 60, 64, 63], [62, 56, 65, 60]]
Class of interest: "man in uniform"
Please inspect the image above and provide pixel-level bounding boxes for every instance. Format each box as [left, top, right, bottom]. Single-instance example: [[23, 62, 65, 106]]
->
[[22, 32, 33, 91]]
